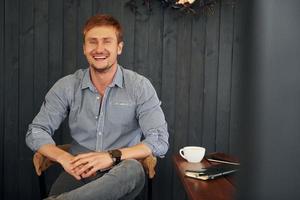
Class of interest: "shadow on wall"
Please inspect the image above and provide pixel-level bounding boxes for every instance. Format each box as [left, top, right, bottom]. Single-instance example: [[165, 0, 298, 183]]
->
[[237, 1, 300, 200]]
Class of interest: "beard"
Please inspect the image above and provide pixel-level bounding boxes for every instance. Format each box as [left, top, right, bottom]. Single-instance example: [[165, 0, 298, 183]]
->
[[90, 61, 113, 73]]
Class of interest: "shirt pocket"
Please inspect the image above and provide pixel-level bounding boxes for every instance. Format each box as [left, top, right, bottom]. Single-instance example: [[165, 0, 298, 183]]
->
[[107, 102, 136, 126]]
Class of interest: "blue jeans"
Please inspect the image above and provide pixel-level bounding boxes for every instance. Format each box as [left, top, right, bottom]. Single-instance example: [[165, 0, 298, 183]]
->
[[45, 159, 145, 200]]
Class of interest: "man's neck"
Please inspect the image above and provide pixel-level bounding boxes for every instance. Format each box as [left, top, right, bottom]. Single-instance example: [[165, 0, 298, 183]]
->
[[89, 64, 118, 96]]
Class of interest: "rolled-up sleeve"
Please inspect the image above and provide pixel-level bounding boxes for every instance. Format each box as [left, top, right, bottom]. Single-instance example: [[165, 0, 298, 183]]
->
[[136, 79, 169, 157], [25, 79, 70, 152]]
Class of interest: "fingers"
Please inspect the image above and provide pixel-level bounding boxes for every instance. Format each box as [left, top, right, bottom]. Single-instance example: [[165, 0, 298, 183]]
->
[[68, 169, 82, 180], [68, 152, 111, 178], [71, 158, 89, 170], [81, 167, 98, 178], [70, 153, 93, 164], [73, 162, 93, 176]]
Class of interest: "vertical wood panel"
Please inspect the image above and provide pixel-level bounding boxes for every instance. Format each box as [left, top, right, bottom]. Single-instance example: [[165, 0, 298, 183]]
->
[[49, 0, 64, 153], [134, 2, 149, 76], [173, 14, 193, 200], [63, 0, 77, 75], [34, 0, 49, 110], [4, 0, 19, 199], [202, 2, 220, 152], [188, 15, 206, 146], [0, 0, 5, 198], [19, 0, 38, 199], [77, 0, 92, 68], [49, 0, 63, 86], [159, 7, 178, 200], [229, 1, 242, 155], [147, 1, 163, 95], [118, 1, 135, 69], [216, 0, 234, 153]]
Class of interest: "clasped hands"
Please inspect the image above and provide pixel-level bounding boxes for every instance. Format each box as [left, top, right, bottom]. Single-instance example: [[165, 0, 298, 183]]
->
[[58, 151, 114, 180]]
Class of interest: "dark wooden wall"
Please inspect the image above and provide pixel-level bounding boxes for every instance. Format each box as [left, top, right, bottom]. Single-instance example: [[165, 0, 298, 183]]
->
[[0, 0, 242, 199]]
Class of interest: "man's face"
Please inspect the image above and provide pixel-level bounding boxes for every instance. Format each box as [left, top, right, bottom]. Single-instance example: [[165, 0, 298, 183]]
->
[[83, 26, 123, 73]]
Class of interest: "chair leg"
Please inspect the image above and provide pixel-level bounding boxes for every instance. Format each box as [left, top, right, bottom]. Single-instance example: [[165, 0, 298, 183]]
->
[[148, 179, 152, 200], [39, 173, 47, 199]]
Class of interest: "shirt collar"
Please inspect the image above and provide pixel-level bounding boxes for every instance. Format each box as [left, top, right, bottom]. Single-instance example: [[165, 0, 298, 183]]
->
[[81, 68, 94, 91], [109, 65, 124, 88], [81, 65, 124, 90]]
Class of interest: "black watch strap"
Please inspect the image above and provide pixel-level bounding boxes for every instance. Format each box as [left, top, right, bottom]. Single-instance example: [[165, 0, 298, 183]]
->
[[108, 149, 122, 165]]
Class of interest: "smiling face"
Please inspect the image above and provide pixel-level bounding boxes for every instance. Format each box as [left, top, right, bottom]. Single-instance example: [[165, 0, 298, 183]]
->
[[83, 26, 123, 73]]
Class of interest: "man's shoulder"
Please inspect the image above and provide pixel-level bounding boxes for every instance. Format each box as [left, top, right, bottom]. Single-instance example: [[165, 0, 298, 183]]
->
[[55, 68, 87, 85], [121, 67, 149, 85], [50, 68, 87, 93]]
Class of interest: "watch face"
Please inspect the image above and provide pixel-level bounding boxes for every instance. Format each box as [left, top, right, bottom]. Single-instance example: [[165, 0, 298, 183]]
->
[[108, 149, 122, 165], [109, 149, 122, 159], [112, 149, 122, 157]]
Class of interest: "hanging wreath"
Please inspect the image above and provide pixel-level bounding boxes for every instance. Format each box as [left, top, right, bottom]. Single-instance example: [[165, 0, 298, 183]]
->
[[126, 0, 217, 15]]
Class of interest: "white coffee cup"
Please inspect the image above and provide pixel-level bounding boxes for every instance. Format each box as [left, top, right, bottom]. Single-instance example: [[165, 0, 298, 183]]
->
[[179, 146, 206, 163]]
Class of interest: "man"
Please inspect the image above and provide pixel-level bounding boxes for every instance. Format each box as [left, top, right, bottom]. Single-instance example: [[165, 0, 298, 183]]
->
[[26, 14, 169, 200]]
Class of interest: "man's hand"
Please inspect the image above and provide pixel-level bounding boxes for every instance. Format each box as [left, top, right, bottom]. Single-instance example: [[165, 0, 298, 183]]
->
[[70, 152, 114, 178], [56, 152, 83, 180]]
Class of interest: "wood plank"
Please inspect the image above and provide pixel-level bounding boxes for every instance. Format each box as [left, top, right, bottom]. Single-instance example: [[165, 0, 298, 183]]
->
[[229, 1, 242, 155], [133, 1, 149, 76], [118, 1, 135, 70], [147, 1, 163, 95], [159, 7, 178, 200], [49, 0, 63, 86], [173, 14, 193, 200], [19, 0, 38, 199], [188, 14, 206, 147], [0, 0, 5, 198], [216, 0, 234, 153], [202, 2, 220, 152], [4, 0, 19, 198], [49, 0, 65, 148], [94, 0, 110, 14], [63, 0, 77, 75], [77, 0, 92, 68], [34, 0, 49, 110], [33, 1, 50, 195]]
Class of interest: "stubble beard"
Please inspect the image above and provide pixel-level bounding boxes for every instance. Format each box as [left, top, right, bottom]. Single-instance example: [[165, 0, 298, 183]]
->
[[90, 62, 114, 74]]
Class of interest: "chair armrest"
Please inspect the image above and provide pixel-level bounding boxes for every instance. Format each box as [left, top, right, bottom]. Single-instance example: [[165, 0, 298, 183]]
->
[[33, 144, 157, 179], [140, 154, 157, 179], [33, 144, 71, 176]]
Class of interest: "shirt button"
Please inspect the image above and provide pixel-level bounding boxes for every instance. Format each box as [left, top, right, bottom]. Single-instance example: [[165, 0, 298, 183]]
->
[[98, 132, 102, 135], [95, 116, 98, 119], [96, 96, 100, 100]]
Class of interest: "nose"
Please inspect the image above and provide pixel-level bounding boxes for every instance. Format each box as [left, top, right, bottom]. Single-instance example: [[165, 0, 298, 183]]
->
[[95, 43, 104, 53]]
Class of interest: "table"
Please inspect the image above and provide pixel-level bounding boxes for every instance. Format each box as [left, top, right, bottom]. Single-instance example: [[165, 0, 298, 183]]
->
[[173, 152, 238, 200]]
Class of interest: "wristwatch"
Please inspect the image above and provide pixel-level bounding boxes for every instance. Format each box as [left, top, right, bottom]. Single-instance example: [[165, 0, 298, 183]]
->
[[108, 149, 122, 165]]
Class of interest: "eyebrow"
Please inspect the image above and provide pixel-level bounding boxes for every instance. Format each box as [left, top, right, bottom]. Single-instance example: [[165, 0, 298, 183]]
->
[[86, 37, 114, 41]]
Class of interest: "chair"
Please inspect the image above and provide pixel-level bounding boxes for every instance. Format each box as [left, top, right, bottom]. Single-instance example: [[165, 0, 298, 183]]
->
[[33, 144, 157, 199]]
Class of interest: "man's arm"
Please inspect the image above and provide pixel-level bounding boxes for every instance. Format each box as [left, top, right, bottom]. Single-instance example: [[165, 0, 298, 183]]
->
[[26, 78, 70, 152], [25, 78, 78, 177], [38, 144, 82, 180], [70, 143, 152, 178], [136, 79, 169, 157]]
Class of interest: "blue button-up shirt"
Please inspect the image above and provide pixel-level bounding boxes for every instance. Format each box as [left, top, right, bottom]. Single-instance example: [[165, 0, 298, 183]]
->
[[26, 65, 169, 157]]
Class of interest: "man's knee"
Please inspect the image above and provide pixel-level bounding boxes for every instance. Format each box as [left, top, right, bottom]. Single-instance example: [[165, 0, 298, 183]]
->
[[121, 159, 145, 185]]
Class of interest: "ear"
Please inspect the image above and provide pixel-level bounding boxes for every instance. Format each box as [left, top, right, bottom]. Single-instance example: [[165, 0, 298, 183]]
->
[[117, 41, 124, 55], [83, 43, 86, 55]]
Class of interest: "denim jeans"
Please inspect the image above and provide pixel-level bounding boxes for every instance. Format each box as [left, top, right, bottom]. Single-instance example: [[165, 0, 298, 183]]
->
[[45, 159, 145, 200]]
